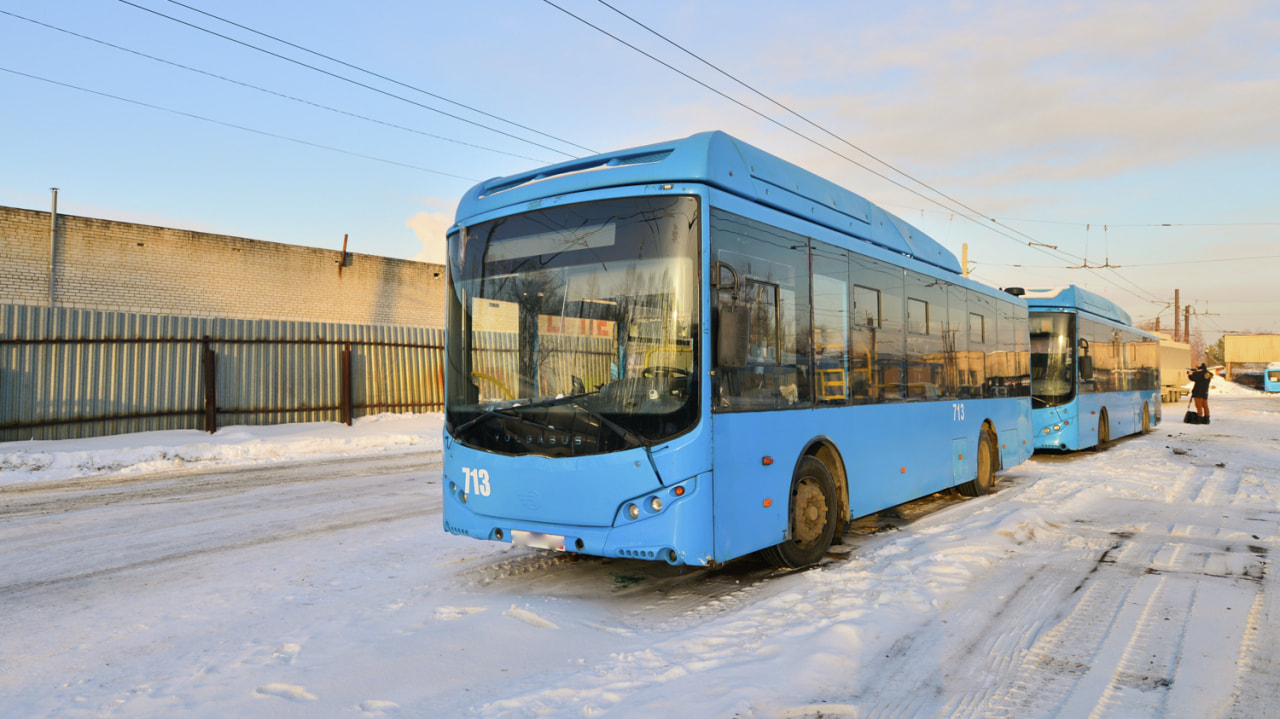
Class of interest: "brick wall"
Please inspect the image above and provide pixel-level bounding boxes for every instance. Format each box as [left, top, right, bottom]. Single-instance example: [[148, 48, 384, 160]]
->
[[0, 205, 445, 327]]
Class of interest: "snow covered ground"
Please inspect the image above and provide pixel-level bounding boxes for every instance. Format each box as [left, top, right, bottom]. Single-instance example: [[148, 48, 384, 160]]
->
[[2, 386, 1278, 718]]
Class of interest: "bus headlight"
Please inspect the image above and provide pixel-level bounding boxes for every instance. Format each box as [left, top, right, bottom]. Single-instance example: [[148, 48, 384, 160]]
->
[[627, 503, 640, 520], [649, 496, 663, 513]]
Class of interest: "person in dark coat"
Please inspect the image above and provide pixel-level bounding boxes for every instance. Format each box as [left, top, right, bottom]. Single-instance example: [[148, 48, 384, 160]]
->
[[1187, 363, 1213, 424]]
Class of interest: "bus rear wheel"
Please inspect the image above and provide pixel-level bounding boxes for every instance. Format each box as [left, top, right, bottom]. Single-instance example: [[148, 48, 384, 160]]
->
[[1141, 403, 1151, 434], [761, 456, 837, 569], [958, 427, 996, 497]]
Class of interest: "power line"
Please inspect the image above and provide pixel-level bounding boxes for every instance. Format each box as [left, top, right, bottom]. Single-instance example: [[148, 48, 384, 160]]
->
[[967, 213, 1280, 229], [547, 0, 1172, 302], [578, 1, 1213, 309], [546, 3, 1098, 267], [984, 254, 1280, 269], [159, 0, 596, 156], [591, 0, 1047, 251], [113, 0, 578, 159], [0, 66, 478, 181], [0, 8, 554, 165]]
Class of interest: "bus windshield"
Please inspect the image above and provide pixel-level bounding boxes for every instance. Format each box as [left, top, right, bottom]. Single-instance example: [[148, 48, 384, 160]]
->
[[446, 196, 701, 457], [1030, 312, 1076, 408]]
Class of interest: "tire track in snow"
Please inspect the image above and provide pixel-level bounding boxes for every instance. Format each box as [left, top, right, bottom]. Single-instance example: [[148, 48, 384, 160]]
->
[[0, 451, 441, 520], [973, 527, 1271, 718]]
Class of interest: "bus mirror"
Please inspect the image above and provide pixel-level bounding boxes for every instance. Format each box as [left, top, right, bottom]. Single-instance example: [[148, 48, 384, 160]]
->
[[717, 303, 749, 368], [1078, 355, 1094, 381]]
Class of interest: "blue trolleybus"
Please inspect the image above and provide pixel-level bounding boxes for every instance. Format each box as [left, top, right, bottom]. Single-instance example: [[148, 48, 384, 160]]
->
[[1025, 286, 1161, 451], [443, 131, 1033, 567], [1265, 363, 1280, 393]]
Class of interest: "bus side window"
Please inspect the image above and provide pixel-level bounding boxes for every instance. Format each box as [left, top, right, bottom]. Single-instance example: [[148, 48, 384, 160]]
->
[[709, 208, 811, 412]]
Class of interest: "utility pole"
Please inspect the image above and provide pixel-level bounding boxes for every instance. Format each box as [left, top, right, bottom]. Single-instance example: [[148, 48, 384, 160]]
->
[[1184, 305, 1191, 345], [1173, 289, 1180, 343]]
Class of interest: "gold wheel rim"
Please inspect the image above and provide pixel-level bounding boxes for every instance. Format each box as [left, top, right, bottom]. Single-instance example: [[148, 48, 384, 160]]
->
[[792, 477, 829, 547]]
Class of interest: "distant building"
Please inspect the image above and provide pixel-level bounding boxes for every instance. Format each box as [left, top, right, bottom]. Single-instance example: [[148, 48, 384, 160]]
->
[[1223, 334, 1280, 383], [1, 204, 445, 327], [1156, 331, 1191, 389]]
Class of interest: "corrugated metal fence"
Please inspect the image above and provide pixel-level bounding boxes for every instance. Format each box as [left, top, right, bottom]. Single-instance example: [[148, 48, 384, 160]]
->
[[0, 305, 444, 442]]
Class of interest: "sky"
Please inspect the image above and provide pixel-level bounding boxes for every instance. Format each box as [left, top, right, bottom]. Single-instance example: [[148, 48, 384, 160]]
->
[[2, 0, 1278, 343], [4, 389, 1280, 716]]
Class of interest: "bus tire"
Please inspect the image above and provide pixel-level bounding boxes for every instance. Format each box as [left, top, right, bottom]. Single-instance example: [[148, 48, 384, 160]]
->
[[761, 456, 837, 569], [1095, 409, 1111, 450], [1141, 403, 1151, 434], [958, 427, 996, 497]]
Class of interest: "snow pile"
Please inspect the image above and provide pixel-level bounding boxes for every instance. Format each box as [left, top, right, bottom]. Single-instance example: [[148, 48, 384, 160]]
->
[[1183, 374, 1266, 397], [0, 412, 444, 485]]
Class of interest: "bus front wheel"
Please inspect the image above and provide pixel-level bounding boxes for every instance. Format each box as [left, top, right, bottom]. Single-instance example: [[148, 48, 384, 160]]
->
[[761, 456, 837, 569], [1095, 409, 1111, 450], [958, 427, 996, 497]]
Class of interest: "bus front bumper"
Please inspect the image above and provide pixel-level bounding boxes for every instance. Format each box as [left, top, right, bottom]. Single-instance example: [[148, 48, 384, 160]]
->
[[442, 471, 716, 566]]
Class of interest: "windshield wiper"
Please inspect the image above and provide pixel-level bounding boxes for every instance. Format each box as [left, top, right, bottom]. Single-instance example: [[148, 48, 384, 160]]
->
[[454, 390, 647, 451], [452, 392, 596, 436], [451, 407, 520, 437]]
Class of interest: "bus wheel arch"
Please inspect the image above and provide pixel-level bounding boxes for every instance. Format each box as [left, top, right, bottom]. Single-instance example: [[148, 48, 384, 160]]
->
[[958, 422, 998, 497], [760, 453, 839, 569]]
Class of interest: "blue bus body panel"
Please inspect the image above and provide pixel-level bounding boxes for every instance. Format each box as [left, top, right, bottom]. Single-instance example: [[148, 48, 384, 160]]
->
[[1036, 390, 1159, 451], [711, 400, 1032, 561], [453, 131, 962, 275], [442, 435, 719, 565]]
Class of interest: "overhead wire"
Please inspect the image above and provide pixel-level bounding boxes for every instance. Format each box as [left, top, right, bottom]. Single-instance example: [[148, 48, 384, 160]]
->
[[0, 66, 478, 181], [158, 0, 597, 156], [536, 0, 1065, 261], [550, 0, 1175, 305], [0, 8, 555, 165], [590, 0, 1057, 252], [113, 0, 579, 159]]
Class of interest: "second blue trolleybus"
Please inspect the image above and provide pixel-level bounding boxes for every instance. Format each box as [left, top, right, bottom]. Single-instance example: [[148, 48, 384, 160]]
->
[[1025, 286, 1161, 451], [443, 131, 1033, 567], [1265, 362, 1280, 393]]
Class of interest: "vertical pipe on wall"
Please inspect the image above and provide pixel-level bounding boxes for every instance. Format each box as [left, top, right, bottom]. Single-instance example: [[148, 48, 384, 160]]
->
[[202, 336, 218, 433], [340, 342, 353, 426], [49, 188, 58, 308]]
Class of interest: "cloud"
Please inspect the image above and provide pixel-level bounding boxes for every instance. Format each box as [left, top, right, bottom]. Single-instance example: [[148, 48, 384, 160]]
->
[[730, 0, 1280, 190], [406, 198, 456, 265]]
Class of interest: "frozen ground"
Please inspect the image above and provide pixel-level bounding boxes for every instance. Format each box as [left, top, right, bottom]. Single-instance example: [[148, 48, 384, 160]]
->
[[1, 385, 1278, 718]]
